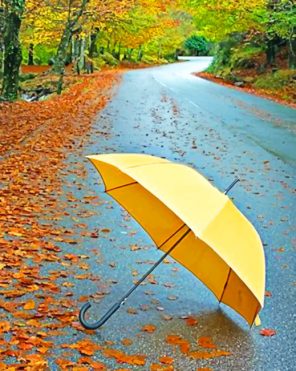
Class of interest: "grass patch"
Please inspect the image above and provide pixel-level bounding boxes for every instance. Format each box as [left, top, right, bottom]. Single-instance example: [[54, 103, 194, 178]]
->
[[254, 70, 296, 90]]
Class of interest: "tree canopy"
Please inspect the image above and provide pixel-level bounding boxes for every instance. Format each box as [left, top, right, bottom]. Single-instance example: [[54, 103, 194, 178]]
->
[[1, 0, 295, 100]]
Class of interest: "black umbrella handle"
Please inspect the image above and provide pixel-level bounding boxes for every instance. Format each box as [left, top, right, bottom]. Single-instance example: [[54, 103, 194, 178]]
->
[[79, 301, 122, 330]]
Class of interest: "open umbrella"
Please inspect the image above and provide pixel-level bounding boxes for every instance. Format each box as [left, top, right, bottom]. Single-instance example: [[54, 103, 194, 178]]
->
[[79, 153, 265, 329]]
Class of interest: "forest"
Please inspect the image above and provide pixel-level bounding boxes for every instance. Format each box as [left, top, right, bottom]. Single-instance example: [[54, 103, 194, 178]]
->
[[0, 0, 295, 102]]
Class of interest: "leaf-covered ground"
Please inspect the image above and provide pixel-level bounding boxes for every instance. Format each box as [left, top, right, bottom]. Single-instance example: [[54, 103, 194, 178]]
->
[[0, 71, 121, 369]]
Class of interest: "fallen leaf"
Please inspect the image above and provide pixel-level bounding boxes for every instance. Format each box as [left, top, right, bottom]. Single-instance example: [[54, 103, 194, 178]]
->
[[127, 307, 138, 315], [162, 314, 173, 321], [151, 364, 174, 371], [0, 321, 10, 333], [141, 324, 156, 333], [121, 338, 133, 346], [276, 247, 285, 253], [167, 295, 178, 301], [166, 335, 190, 354], [197, 336, 217, 349], [185, 316, 198, 326], [63, 339, 101, 356], [103, 348, 146, 366], [259, 328, 276, 337], [24, 299, 35, 310], [159, 356, 174, 365]]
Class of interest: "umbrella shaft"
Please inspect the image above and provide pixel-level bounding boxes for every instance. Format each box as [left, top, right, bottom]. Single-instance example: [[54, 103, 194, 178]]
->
[[224, 178, 240, 195], [118, 228, 191, 306]]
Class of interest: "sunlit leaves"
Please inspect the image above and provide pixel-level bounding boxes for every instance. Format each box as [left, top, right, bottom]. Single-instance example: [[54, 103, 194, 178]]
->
[[186, 0, 266, 41]]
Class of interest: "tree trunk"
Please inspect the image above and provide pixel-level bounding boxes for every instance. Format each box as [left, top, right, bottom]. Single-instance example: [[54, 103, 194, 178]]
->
[[288, 36, 296, 70], [73, 35, 81, 74], [0, 7, 4, 74], [158, 43, 162, 59], [1, 3, 24, 101], [127, 48, 133, 61], [79, 38, 85, 71], [28, 43, 34, 65], [137, 45, 143, 62], [52, 20, 72, 75], [52, 0, 88, 93], [89, 29, 99, 58], [111, 42, 118, 58], [118, 43, 121, 61], [265, 39, 276, 67]]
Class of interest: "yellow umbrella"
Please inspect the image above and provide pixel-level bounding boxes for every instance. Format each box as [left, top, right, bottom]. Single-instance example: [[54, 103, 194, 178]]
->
[[79, 153, 265, 329]]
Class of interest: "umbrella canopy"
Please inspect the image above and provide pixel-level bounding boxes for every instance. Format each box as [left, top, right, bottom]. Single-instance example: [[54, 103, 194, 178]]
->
[[87, 153, 265, 326]]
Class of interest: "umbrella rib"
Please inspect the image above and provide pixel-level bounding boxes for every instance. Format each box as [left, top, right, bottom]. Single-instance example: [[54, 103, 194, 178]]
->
[[107, 181, 138, 192], [219, 268, 232, 303], [158, 223, 187, 249]]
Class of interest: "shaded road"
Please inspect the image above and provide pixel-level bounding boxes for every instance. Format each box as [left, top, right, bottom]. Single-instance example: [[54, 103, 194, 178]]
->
[[66, 58, 295, 370]]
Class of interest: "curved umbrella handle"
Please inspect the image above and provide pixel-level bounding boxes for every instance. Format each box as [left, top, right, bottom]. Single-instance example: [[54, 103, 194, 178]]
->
[[78, 230, 191, 330], [79, 301, 121, 330]]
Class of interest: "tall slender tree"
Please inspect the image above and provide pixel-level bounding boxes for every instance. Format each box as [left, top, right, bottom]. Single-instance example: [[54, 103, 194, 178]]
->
[[1, 0, 25, 101]]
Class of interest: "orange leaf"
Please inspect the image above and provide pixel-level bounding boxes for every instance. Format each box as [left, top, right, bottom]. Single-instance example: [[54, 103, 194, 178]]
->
[[103, 348, 146, 366], [63, 339, 101, 356], [166, 335, 190, 354], [141, 324, 156, 333], [121, 338, 133, 346], [260, 328, 276, 336], [24, 299, 35, 310], [185, 316, 198, 326], [197, 336, 217, 349], [78, 357, 106, 370], [0, 321, 10, 333], [159, 356, 174, 365], [151, 364, 174, 371]]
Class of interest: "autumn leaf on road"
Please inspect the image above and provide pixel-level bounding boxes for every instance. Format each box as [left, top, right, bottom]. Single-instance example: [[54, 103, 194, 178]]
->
[[23, 299, 35, 310], [260, 328, 276, 337], [197, 336, 217, 349], [141, 324, 156, 333]]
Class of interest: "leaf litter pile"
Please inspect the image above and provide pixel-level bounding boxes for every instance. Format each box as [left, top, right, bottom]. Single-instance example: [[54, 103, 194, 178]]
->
[[0, 71, 233, 369]]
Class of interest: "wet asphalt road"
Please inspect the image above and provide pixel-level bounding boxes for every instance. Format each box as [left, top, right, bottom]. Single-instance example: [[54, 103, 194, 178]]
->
[[62, 58, 295, 370]]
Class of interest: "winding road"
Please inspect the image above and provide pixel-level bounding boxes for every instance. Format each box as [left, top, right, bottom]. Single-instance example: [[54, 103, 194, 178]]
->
[[63, 58, 295, 370]]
